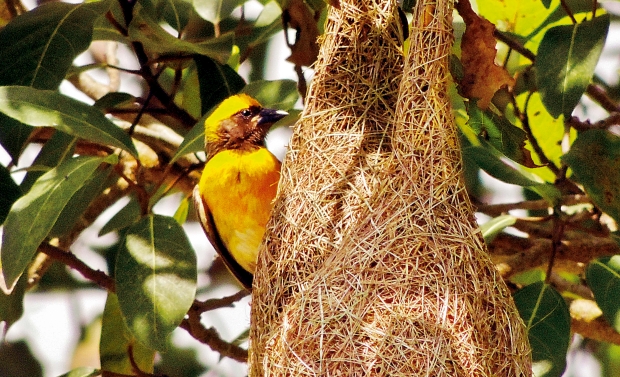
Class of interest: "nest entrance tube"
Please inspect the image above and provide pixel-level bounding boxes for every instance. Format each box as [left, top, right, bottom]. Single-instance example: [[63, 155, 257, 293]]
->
[[250, 0, 532, 375]]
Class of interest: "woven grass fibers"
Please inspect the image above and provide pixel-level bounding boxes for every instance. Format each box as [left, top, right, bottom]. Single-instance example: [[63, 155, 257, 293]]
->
[[250, 0, 532, 375], [250, 0, 405, 374]]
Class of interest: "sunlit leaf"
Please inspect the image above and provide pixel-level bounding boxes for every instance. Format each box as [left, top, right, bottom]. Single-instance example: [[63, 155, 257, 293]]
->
[[480, 214, 516, 243], [100, 293, 155, 374], [0, 86, 138, 157], [58, 367, 100, 377], [563, 129, 620, 223], [536, 14, 609, 119], [20, 130, 76, 192], [514, 282, 571, 377], [173, 196, 190, 225], [115, 215, 197, 350], [170, 120, 205, 164], [49, 166, 116, 238], [587, 256, 620, 332], [1, 155, 118, 289], [0, 0, 111, 89]]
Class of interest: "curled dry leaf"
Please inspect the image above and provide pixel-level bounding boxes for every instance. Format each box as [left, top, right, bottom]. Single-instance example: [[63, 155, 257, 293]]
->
[[282, 0, 320, 67], [456, 0, 514, 109]]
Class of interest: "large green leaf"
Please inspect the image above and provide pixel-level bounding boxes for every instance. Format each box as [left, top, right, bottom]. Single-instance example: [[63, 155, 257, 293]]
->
[[462, 142, 561, 204], [129, 5, 233, 64], [100, 293, 155, 374], [514, 282, 571, 377], [0, 164, 21, 224], [0, 86, 138, 157], [194, 55, 246, 116], [536, 14, 609, 119], [586, 256, 620, 332], [563, 129, 620, 223], [0, 114, 32, 163], [99, 197, 143, 236], [115, 215, 197, 350], [1, 155, 118, 289], [244, 79, 300, 109], [20, 130, 77, 192], [0, 274, 26, 333], [49, 166, 116, 238], [0, 0, 111, 89], [465, 103, 531, 167]]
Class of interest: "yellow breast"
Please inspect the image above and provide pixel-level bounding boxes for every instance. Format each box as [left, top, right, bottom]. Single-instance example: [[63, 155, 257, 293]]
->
[[198, 147, 281, 273]]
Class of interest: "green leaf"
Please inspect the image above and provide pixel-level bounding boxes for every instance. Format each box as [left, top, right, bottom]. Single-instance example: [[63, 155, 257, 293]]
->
[[243, 80, 300, 110], [563, 129, 620, 223], [514, 281, 571, 377], [462, 143, 561, 204], [0, 114, 31, 162], [0, 164, 21, 224], [1, 155, 118, 289], [173, 196, 190, 225], [99, 197, 143, 236], [93, 92, 136, 111], [115, 214, 197, 350], [0, 0, 111, 89], [58, 367, 100, 377], [100, 293, 155, 374], [193, 0, 245, 23], [194, 55, 246, 115], [536, 14, 610, 119], [129, 5, 233, 64], [465, 103, 532, 167], [0, 86, 138, 157], [20, 130, 77, 192], [49, 166, 116, 238], [480, 214, 516, 243], [170, 120, 205, 164], [586, 256, 620, 332], [0, 274, 26, 333]]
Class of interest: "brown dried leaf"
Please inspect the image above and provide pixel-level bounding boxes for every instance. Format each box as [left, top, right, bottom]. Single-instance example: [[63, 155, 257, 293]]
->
[[456, 0, 514, 109], [282, 0, 320, 67]]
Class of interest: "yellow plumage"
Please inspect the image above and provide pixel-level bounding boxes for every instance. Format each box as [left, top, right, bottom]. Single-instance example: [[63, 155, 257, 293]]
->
[[193, 94, 287, 289]]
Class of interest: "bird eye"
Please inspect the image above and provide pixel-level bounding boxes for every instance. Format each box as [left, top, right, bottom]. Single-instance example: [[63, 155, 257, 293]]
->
[[240, 109, 252, 118]]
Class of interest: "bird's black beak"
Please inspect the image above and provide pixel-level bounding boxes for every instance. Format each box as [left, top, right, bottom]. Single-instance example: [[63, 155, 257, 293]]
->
[[257, 108, 288, 127]]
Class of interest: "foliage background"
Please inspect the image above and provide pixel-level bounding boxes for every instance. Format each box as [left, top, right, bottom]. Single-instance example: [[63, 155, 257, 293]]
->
[[1, 0, 620, 376]]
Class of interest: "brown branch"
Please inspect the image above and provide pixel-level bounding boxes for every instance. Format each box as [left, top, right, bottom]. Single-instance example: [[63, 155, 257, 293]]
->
[[179, 307, 249, 362], [572, 316, 620, 345], [489, 231, 620, 278], [39, 243, 115, 291], [475, 195, 590, 216], [192, 290, 250, 313]]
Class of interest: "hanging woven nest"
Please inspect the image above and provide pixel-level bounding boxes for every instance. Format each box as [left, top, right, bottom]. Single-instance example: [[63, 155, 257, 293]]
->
[[250, 0, 532, 375]]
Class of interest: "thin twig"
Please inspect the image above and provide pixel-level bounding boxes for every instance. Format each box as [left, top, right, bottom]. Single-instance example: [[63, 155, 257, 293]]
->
[[560, 0, 577, 23], [192, 290, 250, 313]]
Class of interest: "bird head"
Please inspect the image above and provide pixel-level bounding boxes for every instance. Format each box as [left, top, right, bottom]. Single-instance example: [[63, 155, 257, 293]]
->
[[204, 94, 288, 157]]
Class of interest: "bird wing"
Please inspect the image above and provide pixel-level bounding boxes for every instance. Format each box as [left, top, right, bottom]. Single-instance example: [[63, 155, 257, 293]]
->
[[192, 185, 253, 290]]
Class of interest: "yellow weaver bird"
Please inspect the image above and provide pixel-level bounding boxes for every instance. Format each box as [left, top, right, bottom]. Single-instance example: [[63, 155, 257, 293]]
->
[[193, 94, 287, 290]]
